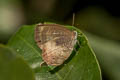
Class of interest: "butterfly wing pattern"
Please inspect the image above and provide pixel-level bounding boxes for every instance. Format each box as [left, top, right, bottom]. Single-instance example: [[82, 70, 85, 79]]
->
[[35, 23, 77, 66]]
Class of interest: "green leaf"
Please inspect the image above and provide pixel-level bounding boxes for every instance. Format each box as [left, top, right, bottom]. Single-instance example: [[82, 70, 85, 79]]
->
[[0, 44, 35, 80], [7, 22, 102, 80]]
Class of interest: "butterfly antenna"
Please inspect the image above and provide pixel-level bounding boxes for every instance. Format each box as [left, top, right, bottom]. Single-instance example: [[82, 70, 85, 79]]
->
[[72, 13, 75, 26]]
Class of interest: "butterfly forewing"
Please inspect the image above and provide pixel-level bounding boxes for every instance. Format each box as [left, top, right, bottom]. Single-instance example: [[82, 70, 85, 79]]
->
[[35, 23, 77, 66]]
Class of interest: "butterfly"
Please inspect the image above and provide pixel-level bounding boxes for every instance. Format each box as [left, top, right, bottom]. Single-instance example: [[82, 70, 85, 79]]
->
[[35, 23, 77, 66]]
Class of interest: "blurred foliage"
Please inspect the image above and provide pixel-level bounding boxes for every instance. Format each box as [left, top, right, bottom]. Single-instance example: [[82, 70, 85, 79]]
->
[[0, 45, 35, 80], [84, 32, 120, 80], [0, 0, 25, 43]]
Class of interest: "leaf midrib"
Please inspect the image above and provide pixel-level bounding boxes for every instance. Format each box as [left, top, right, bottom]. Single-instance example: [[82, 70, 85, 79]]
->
[[18, 35, 41, 57]]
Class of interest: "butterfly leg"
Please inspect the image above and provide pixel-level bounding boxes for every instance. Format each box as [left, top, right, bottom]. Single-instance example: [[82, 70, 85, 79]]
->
[[40, 61, 48, 67]]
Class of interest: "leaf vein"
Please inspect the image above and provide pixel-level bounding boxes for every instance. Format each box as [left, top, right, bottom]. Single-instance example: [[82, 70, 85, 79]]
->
[[18, 35, 41, 57]]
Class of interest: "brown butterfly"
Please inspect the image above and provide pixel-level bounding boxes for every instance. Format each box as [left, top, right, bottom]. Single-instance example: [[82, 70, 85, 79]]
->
[[35, 23, 77, 66]]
